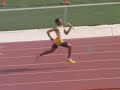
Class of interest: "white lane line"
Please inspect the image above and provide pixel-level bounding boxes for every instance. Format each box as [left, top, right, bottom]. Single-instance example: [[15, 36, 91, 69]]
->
[[0, 2, 120, 12], [0, 67, 120, 77], [0, 53, 3, 55], [1, 50, 120, 59], [0, 77, 120, 86], [1, 42, 120, 52], [0, 46, 4, 49], [0, 58, 119, 68]]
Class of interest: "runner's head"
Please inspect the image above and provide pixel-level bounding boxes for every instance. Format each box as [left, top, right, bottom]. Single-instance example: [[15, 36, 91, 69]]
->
[[55, 18, 63, 26]]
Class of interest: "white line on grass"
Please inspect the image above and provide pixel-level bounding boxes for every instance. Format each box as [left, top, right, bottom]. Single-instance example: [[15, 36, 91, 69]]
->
[[0, 77, 120, 86], [0, 2, 120, 12]]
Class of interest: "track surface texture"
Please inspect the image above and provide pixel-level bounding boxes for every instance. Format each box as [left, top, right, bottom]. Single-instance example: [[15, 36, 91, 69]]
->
[[0, 36, 120, 90]]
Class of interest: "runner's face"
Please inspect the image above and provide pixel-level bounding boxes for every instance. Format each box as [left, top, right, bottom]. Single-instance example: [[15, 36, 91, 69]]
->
[[58, 19, 63, 25]]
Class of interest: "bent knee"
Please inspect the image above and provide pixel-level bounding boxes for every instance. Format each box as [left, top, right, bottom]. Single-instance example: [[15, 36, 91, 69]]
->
[[68, 44, 72, 48]]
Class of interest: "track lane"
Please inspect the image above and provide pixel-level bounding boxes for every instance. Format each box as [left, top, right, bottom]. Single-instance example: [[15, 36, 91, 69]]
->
[[0, 36, 120, 90]]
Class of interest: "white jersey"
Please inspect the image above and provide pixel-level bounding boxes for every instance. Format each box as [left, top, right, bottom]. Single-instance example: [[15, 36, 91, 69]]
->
[[55, 25, 65, 38]]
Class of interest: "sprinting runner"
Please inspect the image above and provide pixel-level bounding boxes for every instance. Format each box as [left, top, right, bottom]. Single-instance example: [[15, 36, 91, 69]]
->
[[36, 18, 76, 63]]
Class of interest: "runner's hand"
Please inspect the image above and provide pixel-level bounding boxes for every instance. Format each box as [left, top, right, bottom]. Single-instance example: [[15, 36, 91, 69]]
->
[[67, 22, 76, 30], [67, 22, 73, 28], [50, 38, 54, 41]]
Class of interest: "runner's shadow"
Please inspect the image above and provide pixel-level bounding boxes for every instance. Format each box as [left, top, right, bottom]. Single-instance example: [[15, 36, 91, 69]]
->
[[0, 66, 69, 74]]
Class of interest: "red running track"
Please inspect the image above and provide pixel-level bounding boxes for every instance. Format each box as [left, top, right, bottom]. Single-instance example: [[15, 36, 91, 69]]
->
[[0, 36, 120, 90]]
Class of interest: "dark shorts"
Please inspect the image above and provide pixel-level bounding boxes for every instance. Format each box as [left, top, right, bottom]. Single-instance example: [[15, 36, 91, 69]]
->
[[52, 42, 68, 49]]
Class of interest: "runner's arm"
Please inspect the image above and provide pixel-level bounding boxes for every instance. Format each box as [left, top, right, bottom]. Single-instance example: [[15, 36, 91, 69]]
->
[[64, 25, 72, 35], [47, 29, 55, 41]]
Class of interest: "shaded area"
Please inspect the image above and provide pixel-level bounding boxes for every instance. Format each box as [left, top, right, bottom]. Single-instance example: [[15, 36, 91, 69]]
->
[[0, 66, 69, 74]]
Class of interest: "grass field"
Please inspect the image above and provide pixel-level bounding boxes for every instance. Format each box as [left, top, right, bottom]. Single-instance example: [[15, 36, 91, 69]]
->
[[0, 0, 120, 8], [0, 0, 120, 31]]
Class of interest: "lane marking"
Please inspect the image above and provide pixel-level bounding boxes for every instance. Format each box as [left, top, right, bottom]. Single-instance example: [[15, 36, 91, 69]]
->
[[0, 2, 120, 12], [0, 53, 3, 55], [0, 67, 119, 77], [0, 46, 4, 49], [0, 58, 119, 68], [1, 50, 120, 59], [1, 42, 120, 52], [0, 76, 120, 86]]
